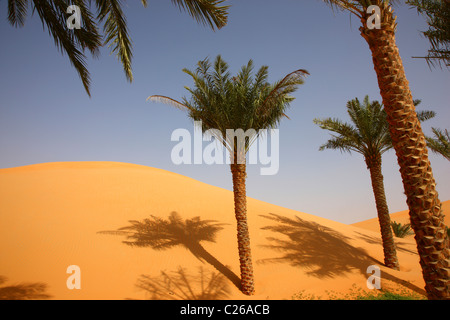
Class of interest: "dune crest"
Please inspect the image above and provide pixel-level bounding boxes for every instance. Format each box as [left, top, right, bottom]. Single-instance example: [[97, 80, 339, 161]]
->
[[0, 161, 431, 299]]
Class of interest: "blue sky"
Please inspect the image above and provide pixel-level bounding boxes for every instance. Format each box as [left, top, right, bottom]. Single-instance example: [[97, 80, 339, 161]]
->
[[0, 0, 449, 224]]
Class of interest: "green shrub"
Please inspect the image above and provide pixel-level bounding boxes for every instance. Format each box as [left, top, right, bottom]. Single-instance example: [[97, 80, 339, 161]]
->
[[391, 221, 414, 238]]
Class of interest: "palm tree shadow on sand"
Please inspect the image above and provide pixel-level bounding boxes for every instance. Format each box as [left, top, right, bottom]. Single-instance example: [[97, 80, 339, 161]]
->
[[258, 213, 426, 295], [0, 276, 51, 300], [131, 266, 230, 300], [98, 212, 241, 291]]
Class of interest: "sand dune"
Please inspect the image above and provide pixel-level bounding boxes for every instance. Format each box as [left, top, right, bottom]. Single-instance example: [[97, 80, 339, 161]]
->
[[0, 161, 438, 300], [352, 200, 450, 233]]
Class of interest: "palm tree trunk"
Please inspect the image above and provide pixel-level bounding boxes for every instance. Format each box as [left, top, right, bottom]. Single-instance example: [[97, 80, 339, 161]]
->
[[360, 8, 449, 300], [230, 159, 255, 295], [365, 154, 400, 270]]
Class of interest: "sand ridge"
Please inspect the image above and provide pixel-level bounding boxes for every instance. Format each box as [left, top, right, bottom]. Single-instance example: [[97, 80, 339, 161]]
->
[[0, 161, 438, 300]]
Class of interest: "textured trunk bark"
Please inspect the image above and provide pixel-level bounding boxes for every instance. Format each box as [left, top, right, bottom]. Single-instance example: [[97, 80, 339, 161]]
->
[[360, 9, 449, 299], [230, 161, 255, 295], [366, 154, 400, 270]]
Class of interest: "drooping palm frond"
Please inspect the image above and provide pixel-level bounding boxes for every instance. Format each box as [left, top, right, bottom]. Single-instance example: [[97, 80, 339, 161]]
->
[[320, 0, 365, 17], [95, 0, 136, 82], [146, 95, 193, 112], [30, 0, 102, 96], [6, 0, 229, 97], [407, 0, 450, 68], [257, 69, 309, 126], [7, 0, 28, 27], [171, 0, 229, 30]]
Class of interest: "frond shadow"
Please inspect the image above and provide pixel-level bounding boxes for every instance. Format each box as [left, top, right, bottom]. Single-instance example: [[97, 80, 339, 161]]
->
[[133, 266, 230, 300], [258, 213, 381, 278], [258, 213, 426, 296], [0, 276, 52, 300], [354, 231, 418, 255], [98, 212, 241, 289]]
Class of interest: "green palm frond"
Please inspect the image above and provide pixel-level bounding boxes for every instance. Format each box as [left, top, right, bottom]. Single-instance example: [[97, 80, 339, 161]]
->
[[314, 95, 436, 162], [171, 0, 229, 30], [30, 0, 99, 96], [257, 69, 309, 126], [95, 0, 134, 82], [391, 221, 414, 238], [314, 95, 390, 160], [7, 0, 229, 97], [426, 128, 450, 161], [149, 55, 307, 156], [314, 117, 365, 154], [416, 110, 436, 122]]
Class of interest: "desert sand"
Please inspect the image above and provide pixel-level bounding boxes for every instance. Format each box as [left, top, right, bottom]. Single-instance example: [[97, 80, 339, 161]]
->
[[0, 161, 445, 300]]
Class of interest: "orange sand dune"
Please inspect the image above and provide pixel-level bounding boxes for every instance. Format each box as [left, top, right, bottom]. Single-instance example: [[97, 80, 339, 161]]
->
[[0, 161, 432, 300], [352, 200, 450, 233]]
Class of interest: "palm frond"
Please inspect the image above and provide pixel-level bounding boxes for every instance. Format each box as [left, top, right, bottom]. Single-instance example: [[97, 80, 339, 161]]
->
[[147, 95, 193, 112], [31, 0, 94, 96], [171, 0, 229, 30], [320, 0, 364, 17], [7, 0, 29, 27], [69, 0, 103, 57], [416, 110, 436, 122], [313, 117, 364, 154], [151, 55, 306, 158], [257, 69, 309, 120], [391, 221, 414, 238], [314, 95, 396, 159], [95, 0, 134, 82], [426, 128, 450, 161]]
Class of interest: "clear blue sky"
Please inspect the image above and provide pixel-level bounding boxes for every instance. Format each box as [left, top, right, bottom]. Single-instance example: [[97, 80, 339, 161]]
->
[[1, 0, 449, 224]]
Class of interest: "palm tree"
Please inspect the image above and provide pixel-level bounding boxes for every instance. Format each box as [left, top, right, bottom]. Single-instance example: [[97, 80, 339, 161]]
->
[[314, 96, 435, 270], [147, 55, 308, 295], [320, 0, 449, 300], [6, 0, 229, 96], [426, 128, 450, 161]]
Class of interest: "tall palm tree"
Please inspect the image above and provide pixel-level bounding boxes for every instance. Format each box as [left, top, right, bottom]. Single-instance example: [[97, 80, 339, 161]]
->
[[314, 96, 435, 270], [426, 128, 450, 161], [6, 0, 229, 96], [147, 55, 308, 295], [320, 0, 449, 300]]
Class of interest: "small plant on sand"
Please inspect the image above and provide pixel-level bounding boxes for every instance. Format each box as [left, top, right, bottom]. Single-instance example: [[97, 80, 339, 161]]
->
[[291, 290, 322, 300], [391, 221, 414, 238], [292, 284, 426, 300], [354, 286, 426, 300]]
